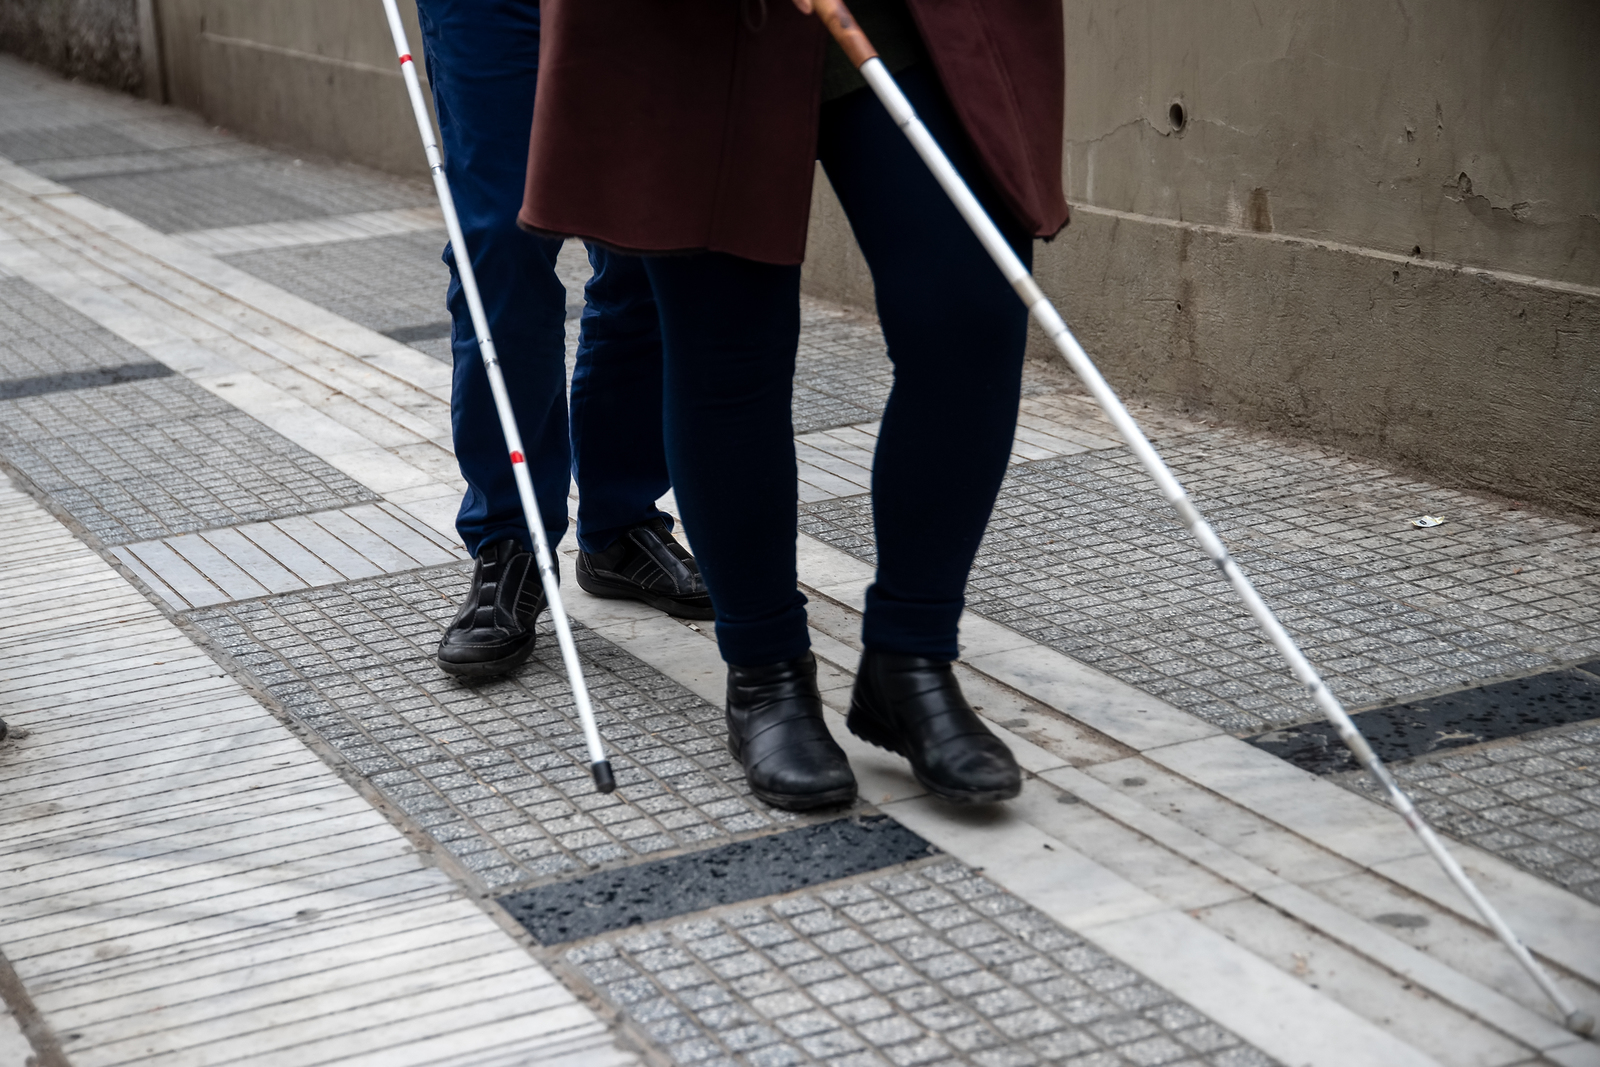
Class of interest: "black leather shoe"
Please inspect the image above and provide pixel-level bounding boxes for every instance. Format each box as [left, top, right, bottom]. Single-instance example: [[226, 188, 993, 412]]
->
[[437, 538, 546, 679], [727, 653, 857, 811], [577, 519, 714, 620], [848, 651, 1021, 804]]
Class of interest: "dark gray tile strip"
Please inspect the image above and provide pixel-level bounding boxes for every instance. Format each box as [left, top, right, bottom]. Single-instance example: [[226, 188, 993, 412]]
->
[[1246, 664, 1600, 774], [499, 816, 937, 945], [0, 362, 173, 400], [382, 322, 453, 344]]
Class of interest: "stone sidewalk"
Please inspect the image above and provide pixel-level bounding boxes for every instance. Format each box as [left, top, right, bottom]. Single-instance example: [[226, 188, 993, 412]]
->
[[1, 53, 1598, 1067]]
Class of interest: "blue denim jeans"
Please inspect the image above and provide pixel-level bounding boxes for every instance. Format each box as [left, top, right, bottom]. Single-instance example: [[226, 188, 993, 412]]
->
[[416, 0, 670, 557]]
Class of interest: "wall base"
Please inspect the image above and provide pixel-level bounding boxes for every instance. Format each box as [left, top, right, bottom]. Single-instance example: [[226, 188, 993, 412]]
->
[[801, 173, 1600, 519]]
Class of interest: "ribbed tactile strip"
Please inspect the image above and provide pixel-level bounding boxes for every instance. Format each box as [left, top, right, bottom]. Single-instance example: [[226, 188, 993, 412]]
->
[[0, 475, 636, 1067]]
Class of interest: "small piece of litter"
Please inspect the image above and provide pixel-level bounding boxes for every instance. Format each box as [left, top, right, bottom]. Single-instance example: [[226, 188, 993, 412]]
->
[[1412, 515, 1444, 528]]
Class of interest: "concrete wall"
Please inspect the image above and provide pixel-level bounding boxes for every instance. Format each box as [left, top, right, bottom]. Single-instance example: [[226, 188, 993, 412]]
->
[[803, 1, 1600, 516], [0, 0, 149, 94], [153, 0, 431, 175]]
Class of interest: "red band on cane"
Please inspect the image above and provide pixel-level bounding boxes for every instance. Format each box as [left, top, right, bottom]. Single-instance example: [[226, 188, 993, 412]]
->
[[509, 451, 524, 464], [398, 53, 412, 65]]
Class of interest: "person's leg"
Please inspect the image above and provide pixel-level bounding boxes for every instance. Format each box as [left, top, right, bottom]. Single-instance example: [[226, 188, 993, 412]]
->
[[644, 253, 808, 664], [820, 64, 1032, 659], [643, 252, 854, 810], [569, 245, 712, 619], [417, 0, 570, 557], [570, 244, 670, 551], [818, 64, 1031, 803], [417, 0, 564, 678]]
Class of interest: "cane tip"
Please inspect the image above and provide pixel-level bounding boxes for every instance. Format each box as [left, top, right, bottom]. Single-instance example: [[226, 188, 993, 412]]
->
[[592, 760, 616, 794], [1566, 1009, 1594, 1036]]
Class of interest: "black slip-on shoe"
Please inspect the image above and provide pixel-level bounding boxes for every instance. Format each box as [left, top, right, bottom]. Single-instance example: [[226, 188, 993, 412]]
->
[[727, 653, 857, 811], [576, 518, 714, 620], [847, 651, 1021, 804], [437, 538, 546, 679]]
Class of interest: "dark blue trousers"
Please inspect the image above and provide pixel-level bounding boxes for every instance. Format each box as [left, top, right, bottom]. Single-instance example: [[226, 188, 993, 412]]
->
[[416, 0, 669, 558], [645, 65, 1033, 666]]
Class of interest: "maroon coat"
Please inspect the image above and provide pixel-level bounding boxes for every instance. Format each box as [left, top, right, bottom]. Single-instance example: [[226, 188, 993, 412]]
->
[[519, 1, 1068, 266]]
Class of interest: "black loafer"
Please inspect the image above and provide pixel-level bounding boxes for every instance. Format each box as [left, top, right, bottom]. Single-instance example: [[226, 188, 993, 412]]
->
[[577, 518, 714, 620], [727, 653, 857, 811], [848, 651, 1021, 804], [437, 538, 546, 679]]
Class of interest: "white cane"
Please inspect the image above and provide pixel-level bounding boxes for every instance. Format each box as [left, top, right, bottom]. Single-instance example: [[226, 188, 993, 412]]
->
[[378, 0, 615, 794], [810, 0, 1592, 1036]]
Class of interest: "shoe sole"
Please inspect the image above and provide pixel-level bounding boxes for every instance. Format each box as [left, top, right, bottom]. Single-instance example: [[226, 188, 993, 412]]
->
[[725, 737, 858, 812], [846, 703, 1022, 805], [436, 637, 537, 680], [576, 569, 715, 621]]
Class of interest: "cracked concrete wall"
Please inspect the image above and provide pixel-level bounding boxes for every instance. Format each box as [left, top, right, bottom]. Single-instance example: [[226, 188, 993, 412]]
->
[[803, 0, 1600, 515], [0, 0, 144, 93]]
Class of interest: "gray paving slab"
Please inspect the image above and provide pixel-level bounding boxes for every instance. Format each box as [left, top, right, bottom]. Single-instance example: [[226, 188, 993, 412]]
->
[[222, 231, 456, 362], [0, 375, 377, 544], [567, 858, 1280, 1067], [65, 157, 435, 234], [0, 120, 149, 163], [186, 564, 816, 893], [792, 302, 896, 435], [0, 276, 153, 379], [1337, 719, 1600, 905], [800, 430, 1600, 735]]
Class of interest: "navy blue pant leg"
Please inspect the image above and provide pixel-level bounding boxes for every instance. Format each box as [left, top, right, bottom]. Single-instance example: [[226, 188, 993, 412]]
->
[[416, 0, 668, 558], [646, 64, 1029, 666], [570, 246, 671, 554], [820, 65, 1032, 660], [644, 254, 809, 667]]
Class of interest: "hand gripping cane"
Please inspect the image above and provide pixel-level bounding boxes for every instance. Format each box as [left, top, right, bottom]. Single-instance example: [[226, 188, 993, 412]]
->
[[810, 0, 1592, 1036], [378, 0, 615, 794]]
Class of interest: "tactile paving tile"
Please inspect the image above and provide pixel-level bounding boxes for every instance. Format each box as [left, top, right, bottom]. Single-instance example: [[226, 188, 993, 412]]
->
[[67, 157, 433, 234], [0, 376, 377, 545], [800, 432, 1600, 734], [1339, 720, 1600, 905], [222, 231, 456, 362], [0, 121, 148, 162], [0, 276, 154, 379], [793, 302, 896, 435], [567, 859, 1280, 1067], [187, 565, 815, 893]]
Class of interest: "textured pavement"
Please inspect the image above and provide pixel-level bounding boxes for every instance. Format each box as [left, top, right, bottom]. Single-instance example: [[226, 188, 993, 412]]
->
[[1, 51, 1598, 1067]]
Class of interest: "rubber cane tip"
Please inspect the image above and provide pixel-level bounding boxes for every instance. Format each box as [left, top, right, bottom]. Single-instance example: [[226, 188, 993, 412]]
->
[[1566, 1009, 1595, 1037], [591, 760, 616, 794]]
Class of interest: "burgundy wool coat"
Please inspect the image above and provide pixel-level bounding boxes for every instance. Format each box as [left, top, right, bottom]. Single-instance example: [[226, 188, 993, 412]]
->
[[518, 0, 1069, 266]]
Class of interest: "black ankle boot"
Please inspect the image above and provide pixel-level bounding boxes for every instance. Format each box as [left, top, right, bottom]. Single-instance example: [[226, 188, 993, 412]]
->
[[848, 651, 1021, 804], [436, 539, 546, 679], [726, 653, 857, 811]]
